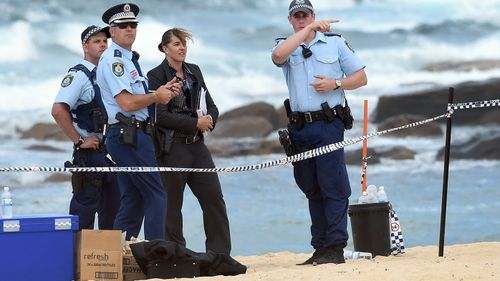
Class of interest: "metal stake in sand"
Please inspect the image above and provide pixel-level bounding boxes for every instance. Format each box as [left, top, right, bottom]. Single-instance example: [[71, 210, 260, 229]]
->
[[439, 87, 454, 257], [360, 100, 369, 192]]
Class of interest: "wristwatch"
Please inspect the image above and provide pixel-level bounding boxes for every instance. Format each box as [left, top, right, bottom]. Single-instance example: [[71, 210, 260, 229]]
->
[[334, 79, 342, 90], [74, 136, 84, 150]]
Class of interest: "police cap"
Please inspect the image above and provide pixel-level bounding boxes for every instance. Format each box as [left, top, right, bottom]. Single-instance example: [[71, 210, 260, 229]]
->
[[288, 0, 314, 16], [102, 3, 140, 25], [81, 25, 110, 44]]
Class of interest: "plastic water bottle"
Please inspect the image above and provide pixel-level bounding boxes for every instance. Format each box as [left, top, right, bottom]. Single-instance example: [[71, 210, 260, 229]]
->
[[365, 184, 379, 203], [366, 184, 377, 197], [377, 186, 388, 202], [358, 191, 369, 204], [2, 186, 13, 218], [366, 192, 378, 203], [343, 249, 373, 260]]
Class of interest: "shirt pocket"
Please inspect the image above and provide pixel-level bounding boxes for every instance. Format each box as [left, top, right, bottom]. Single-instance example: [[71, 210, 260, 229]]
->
[[289, 53, 304, 67], [314, 52, 342, 77], [130, 76, 147, 94]]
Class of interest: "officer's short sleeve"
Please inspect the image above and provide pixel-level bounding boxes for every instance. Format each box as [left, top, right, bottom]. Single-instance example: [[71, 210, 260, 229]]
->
[[272, 38, 288, 68], [54, 71, 85, 110], [337, 36, 365, 76], [100, 56, 133, 97]]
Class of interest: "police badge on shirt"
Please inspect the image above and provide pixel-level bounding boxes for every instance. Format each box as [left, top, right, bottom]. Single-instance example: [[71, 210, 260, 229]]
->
[[61, 74, 74, 87], [112, 62, 124, 77]]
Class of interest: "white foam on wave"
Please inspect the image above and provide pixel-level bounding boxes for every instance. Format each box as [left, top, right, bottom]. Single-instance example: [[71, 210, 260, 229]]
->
[[55, 22, 88, 56], [330, 0, 500, 33], [0, 78, 59, 111], [358, 33, 500, 93], [135, 17, 230, 65], [0, 21, 36, 62]]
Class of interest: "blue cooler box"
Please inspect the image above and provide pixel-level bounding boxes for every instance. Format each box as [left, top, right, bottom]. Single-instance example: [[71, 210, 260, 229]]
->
[[0, 215, 79, 281]]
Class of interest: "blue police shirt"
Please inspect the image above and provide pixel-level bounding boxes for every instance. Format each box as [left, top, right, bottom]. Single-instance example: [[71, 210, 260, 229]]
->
[[96, 42, 149, 124], [54, 59, 103, 139], [273, 32, 365, 112]]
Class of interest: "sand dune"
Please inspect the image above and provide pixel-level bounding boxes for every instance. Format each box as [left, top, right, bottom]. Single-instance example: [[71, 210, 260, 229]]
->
[[144, 242, 499, 281]]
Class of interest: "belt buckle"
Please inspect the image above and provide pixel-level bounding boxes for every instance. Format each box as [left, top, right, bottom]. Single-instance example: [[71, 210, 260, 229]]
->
[[304, 112, 313, 123], [185, 137, 195, 144]]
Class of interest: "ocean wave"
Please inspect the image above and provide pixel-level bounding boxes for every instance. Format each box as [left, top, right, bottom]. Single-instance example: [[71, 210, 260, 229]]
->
[[0, 21, 36, 62]]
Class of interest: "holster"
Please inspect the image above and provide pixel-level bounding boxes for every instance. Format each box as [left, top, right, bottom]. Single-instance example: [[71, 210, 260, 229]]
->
[[116, 112, 137, 145], [284, 99, 304, 130], [321, 101, 335, 122], [278, 129, 295, 156], [334, 99, 354, 130], [65, 160, 84, 193]]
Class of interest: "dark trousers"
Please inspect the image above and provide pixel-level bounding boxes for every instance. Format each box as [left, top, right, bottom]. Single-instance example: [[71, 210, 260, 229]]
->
[[289, 118, 351, 250], [70, 148, 120, 229], [106, 128, 167, 240], [158, 141, 231, 255]]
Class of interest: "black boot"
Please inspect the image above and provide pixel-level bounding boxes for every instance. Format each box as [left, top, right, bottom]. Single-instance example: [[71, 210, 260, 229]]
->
[[296, 249, 325, 265], [313, 246, 345, 265]]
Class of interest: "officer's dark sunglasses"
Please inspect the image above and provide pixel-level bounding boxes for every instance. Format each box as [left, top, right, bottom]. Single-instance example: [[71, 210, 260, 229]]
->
[[301, 46, 312, 58], [112, 22, 138, 29]]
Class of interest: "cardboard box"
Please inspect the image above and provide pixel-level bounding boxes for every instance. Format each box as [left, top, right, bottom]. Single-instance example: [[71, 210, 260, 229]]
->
[[76, 229, 123, 281], [123, 245, 147, 281], [0, 215, 78, 281]]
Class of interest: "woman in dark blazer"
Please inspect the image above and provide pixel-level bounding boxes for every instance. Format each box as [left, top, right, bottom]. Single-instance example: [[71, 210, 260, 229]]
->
[[147, 28, 231, 255]]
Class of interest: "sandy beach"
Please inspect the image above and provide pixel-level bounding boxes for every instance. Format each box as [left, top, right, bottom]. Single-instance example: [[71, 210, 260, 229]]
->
[[143, 242, 499, 281]]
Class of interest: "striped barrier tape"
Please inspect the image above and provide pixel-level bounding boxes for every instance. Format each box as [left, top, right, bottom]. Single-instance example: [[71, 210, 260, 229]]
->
[[450, 99, 500, 111], [0, 112, 450, 173], [0, 98, 498, 174]]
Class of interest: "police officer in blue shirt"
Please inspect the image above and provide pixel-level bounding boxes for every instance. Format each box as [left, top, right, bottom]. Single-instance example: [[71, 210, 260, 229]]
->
[[97, 3, 181, 240], [272, 0, 367, 265], [52, 25, 120, 230]]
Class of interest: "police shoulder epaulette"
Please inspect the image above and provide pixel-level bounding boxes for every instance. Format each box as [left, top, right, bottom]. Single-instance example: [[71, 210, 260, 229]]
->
[[114, 49, 122, 57], [274, 37, 287, 43], [324, 32, 341, 37]]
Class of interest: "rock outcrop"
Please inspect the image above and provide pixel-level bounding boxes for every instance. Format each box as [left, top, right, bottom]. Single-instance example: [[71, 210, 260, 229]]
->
[[377, 114, 442, 137], [18, 123, 65, 141], [436, 132, 500, 160], [372, 78, 500, 125]]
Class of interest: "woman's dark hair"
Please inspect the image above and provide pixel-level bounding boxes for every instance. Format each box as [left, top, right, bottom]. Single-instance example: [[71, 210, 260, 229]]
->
[[158, 28, 193, 52]]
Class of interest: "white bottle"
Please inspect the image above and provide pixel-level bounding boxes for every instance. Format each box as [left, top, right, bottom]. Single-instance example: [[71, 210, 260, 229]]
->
[[343, 249, 372, 260], [358, 191, 369, 204], [377, 186, 388, 203], [366, 192, 378, 203], [2, 186, 13, 218], [366, 184, 377, 197]]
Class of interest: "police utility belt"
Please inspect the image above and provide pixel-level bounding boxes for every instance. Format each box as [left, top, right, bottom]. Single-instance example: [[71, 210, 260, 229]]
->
[[279, 99, 354, 156], [110, 112, 153, 145], [291, 107, 338, 124], [285, 99, 353, 130]]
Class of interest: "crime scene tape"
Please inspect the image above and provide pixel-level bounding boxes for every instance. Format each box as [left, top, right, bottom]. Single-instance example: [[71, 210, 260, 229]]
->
[[0, 113, 449, 173], [0, 99, 498, 174], [449, 99, 500, 111]]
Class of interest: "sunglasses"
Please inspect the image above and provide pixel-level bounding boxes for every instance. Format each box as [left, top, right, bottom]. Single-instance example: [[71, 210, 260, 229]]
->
[[112, 22, 138, 29], [301, 45, 312, 58]]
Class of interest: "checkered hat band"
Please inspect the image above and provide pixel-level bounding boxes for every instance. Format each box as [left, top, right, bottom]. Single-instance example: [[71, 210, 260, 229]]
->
[[109, 11, 136, 24], [83, 27, 101, 43], [289, 4, 314, 14]]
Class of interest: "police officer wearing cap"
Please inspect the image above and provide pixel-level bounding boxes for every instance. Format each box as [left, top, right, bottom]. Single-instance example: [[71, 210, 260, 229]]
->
[[272, 0, 367, 265], [96, 3, 181, 240], [148, 28, 232, 255], [52, 25, 120, 230]]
